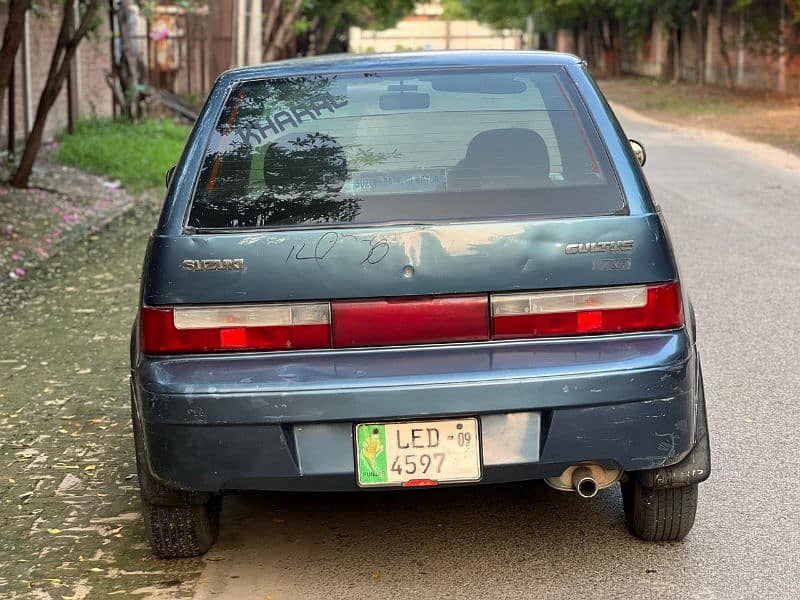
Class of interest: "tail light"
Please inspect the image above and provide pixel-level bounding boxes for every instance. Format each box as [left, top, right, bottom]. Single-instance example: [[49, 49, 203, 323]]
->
[[491, 282, 683, 339], [140, 303, 330, 354], [332, 295, 488, 348], [140, 282, 682, 355]]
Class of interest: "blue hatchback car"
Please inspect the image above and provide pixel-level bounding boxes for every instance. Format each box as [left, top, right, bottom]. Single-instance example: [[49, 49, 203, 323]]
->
[[131, 51, 710, 557]]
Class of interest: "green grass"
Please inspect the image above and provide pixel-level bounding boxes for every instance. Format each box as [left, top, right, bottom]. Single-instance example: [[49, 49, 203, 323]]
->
[[55, 118, 190, 192], [600, 78, 744, 116]]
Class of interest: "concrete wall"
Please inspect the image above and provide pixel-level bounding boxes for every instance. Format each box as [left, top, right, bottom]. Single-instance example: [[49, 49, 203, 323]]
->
[[349, 2, 520, 53]]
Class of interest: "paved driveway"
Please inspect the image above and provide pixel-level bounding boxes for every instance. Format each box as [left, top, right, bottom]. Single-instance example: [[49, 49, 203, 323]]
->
[[191, 107, 800, 599]]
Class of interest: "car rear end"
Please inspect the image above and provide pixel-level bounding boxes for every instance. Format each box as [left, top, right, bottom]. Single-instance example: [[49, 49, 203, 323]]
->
[[131, 52, 709, 557]]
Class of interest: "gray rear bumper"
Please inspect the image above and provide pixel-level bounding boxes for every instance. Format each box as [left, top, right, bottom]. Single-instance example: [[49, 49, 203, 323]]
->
[[133, 331, 704, 492]]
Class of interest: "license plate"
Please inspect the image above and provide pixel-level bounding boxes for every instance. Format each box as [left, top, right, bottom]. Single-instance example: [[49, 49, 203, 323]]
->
[[355, 418, 481, 487]]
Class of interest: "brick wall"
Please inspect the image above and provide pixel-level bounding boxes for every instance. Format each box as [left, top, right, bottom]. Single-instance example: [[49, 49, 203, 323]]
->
[[1, 3, 114, 147]]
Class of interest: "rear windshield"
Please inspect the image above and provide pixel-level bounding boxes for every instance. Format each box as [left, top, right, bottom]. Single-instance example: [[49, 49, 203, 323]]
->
[[187, 67, 625, 230]]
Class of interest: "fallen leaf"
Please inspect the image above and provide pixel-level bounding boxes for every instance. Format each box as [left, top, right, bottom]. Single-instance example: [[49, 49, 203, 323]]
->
[[83, 465, 96, 472], [47, 528, 62, 534]]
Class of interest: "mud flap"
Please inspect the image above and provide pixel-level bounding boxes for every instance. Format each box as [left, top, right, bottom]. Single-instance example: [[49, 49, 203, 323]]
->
[[635, 363, 711, 489]]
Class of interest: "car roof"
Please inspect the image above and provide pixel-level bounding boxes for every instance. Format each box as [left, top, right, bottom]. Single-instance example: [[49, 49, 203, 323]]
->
[[218, 51, 584, 83]]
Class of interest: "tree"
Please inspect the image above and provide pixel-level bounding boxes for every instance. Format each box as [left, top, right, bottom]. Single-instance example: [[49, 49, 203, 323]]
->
[[263, 0, 305, 62], [11, 0, 102, 188], [107, 0, 143, 120], [448, 0, 644, 75], [263, 0, 416, 61], [696, 0, 709, 85], [714, 0, 735, 87], [0, 0, 33, 128]]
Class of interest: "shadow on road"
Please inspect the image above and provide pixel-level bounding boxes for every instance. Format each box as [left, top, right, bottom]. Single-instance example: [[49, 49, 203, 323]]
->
[[194, 481, 686, 599]]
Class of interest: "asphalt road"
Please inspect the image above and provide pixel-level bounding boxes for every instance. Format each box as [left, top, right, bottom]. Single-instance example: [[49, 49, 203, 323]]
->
[[190, 108, 800, 599], [1, 106, 798, 600]]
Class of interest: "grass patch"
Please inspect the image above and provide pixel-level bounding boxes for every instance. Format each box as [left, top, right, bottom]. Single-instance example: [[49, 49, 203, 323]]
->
[[599, 77, 800, 157], [601, 78, 743, 116], [56, 118, 190, 192]]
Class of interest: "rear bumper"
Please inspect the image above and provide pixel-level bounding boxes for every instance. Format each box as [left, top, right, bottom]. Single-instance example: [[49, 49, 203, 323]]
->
[[133, 331, 703, 492]]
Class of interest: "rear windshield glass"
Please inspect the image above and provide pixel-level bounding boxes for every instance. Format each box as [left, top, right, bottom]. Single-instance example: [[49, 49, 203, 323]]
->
[[187, 67, 625, 229]]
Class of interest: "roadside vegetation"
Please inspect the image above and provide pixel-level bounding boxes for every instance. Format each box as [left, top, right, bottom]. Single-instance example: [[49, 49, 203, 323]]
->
[[601, 77, 800, 156], [55, 118, 190, 193]]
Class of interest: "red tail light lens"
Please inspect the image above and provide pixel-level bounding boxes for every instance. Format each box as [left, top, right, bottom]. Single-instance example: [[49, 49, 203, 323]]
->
[[140, 283, 682, 355], [140, 303, 331, 354], [332, 295, 489, 348], [491, 282, 683, 339]]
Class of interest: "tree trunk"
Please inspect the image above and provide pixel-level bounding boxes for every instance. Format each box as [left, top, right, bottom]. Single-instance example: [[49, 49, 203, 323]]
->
[[319, 19, 339, 54], [715, 0, 735, 87], [306, 17, 320, 56], [264, 0, 303, 62], [113, 0, 141, 120], [0, 0, 33, 129], [603, 18, 622, 77], [262, 0, 282, 59], [318, 4, 346, 55], [11, 0, 101, 188], [696, 0, 708, 85], [671, 29, 681, 83]]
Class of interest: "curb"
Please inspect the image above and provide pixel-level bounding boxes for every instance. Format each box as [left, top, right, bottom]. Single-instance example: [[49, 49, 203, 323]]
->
[[0, 163, 139, 289]]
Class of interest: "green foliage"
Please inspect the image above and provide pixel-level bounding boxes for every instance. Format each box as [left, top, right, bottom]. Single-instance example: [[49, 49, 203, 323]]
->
[[448, 0, 656, 42], [452, 0, 536, 30], [55, 119, 190, 192], [449, 0, 798, 40], [441, 0, 472, 20], [297, 0, 415, 34]]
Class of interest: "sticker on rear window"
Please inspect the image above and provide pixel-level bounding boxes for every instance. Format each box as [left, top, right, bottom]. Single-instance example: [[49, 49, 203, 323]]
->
[[342, 169, 447, 195], [234, 93, 348, 146]]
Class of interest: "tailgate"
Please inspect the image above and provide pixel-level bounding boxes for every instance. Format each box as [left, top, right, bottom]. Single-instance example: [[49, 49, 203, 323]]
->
[[143, 214, 675, 305]]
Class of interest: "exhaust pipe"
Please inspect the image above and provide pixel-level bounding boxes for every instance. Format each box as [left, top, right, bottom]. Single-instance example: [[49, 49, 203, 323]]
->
[[544, 463, 622, 495], [571, 467, 599, 498]]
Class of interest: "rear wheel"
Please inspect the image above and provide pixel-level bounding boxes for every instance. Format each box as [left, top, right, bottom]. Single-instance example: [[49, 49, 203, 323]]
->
[[141, 497, 220, 558], [131, 388, 220, 558], [622, 479, 698, 542]]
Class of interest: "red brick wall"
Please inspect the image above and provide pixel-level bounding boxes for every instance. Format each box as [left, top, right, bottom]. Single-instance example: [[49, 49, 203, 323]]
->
[[1, 4, 114, 147]]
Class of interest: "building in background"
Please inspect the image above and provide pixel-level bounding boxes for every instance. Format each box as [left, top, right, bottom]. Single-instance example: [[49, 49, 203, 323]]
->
[[349, 2, 521, 53]]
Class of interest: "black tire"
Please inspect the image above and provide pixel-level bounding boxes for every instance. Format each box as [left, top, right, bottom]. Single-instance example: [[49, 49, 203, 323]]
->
[[622, 479, 698, 542], [131, 386, 220, 557], [141, 497, 220, 558]]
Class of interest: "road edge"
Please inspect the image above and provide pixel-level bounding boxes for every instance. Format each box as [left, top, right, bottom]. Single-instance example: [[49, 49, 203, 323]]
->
[[610, 102, 800, 176]]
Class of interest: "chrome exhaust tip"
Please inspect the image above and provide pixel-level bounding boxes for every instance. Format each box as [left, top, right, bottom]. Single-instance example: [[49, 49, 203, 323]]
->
[[571, 467, 599, 499], [544, 463, 621, 496]]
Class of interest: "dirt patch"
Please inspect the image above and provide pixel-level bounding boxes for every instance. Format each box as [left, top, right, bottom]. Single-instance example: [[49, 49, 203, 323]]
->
[[600, 77, 800, 157], [0, 155, 136, 288], [0, 197, 203, 599]]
